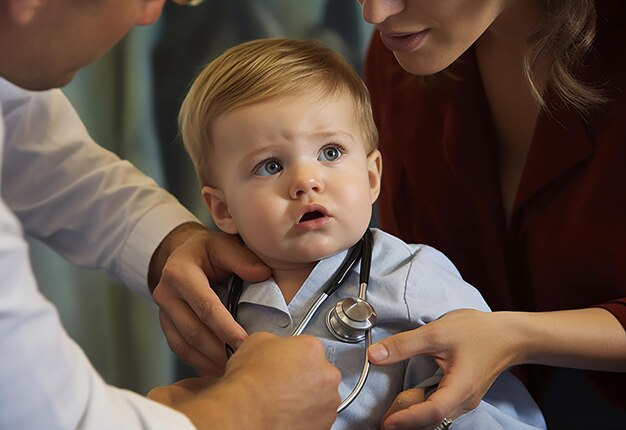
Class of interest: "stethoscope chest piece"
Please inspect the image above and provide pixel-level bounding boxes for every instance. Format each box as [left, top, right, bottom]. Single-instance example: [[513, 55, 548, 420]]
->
[[227, 229, 376, 413], [326, 297, 377, 343]]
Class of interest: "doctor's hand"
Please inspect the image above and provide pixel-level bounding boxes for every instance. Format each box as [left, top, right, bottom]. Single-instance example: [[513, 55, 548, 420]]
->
[[147, 374, 221, 407], [369, 309, 514, 430], [149, 333, 341, 430], [149, 222, 271, 376], [223, 332, 341, 430]]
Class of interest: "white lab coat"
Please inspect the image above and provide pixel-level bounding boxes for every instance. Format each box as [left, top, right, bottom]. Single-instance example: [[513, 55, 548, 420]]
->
[[0, 78, 198, 429]]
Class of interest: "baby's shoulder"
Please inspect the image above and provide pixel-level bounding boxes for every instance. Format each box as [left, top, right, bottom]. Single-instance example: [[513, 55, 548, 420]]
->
[[370, 228, 458, 275]]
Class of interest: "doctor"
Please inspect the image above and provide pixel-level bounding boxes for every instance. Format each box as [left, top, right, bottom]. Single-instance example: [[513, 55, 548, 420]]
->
[[0, 1, 340, 429]]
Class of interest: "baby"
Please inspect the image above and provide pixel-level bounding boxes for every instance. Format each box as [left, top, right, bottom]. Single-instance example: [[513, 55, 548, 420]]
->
[[179, 38, 546, 430]]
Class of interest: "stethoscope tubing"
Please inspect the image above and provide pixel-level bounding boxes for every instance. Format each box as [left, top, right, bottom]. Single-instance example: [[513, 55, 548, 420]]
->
[[291, 292, 328, 336], [226, 229, 375, 413], [338, 328, 372, 412], [291, 291, 372, 412]]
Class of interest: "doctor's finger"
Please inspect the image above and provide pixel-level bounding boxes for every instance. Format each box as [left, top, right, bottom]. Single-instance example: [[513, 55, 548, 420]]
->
[[158, 309, 226, 376], [162, 261, 248, 350], [369, 324, 440, 365], [205, 232, 272, 283], [162, 297, 228, 363]]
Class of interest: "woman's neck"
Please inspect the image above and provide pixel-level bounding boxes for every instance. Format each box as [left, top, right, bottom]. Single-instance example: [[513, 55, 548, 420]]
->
[[482, 0, 544, 43], [474, 0, 545, 218]]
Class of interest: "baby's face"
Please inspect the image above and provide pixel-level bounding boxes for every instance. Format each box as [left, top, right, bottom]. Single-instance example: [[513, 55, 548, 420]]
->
[[203, 91, 381, 270]]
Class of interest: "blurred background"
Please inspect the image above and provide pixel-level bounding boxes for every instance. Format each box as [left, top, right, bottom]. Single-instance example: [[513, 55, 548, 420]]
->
[[29, 0, 374, 394]]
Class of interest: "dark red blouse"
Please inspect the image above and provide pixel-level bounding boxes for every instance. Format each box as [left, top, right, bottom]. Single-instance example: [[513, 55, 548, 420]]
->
[[365, 0, 626, 409]]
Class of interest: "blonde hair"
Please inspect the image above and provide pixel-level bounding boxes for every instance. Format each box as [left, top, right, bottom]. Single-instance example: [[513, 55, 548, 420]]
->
[[524, 0, 606, 113], [179, 38, 378, 186], [428, 0, 605, 113]]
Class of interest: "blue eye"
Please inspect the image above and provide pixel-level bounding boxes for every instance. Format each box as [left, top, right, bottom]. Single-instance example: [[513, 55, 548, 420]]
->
[[254, 159, 283, 176], [319, 145, 343, 162]]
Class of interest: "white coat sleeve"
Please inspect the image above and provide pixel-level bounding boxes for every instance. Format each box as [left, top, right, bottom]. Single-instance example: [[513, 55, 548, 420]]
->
[[0, 199, 196, 429], [0, 79, 199, 298], [0, 87, 196, 428]]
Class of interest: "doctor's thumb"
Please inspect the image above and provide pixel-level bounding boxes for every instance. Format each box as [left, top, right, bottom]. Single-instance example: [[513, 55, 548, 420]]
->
[[222, 239, 272, 283]]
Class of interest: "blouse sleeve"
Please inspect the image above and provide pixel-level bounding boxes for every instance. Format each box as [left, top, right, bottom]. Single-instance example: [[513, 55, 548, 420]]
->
[[594, 299, 626, 332]]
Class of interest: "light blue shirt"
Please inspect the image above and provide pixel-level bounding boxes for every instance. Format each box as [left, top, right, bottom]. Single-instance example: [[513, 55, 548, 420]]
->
[[216, 229, 546, 429]]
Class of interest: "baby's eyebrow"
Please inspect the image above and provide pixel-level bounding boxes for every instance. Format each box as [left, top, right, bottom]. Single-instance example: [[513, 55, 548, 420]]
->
[[308, 130, 356, 142], [238, 144, 281, 166], [242, 143, 281, 157]]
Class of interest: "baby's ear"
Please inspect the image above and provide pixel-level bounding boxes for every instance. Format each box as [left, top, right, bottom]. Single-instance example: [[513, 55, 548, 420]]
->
[[367, 149, 383, 203], [201, 186, 238, 234]]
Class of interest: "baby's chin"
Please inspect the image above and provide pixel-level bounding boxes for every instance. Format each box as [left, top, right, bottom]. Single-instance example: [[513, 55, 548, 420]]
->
[[260, 249, 341, 271], [249, 235, 362, 270], [261, 255, 326, 271]]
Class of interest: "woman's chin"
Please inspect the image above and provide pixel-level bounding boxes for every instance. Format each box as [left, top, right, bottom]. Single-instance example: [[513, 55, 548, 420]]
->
[[393, 52, 453, 77]]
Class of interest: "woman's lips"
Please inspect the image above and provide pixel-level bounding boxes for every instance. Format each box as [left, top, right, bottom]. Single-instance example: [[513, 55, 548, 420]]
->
[[379, 29, 430, 53]]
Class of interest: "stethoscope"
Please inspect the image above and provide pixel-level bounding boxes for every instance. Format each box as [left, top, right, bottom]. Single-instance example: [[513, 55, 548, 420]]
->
[[225, 228, 377, 413]]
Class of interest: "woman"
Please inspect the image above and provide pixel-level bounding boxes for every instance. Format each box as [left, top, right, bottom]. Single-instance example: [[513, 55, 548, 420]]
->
[[360, 1, 626, 429]]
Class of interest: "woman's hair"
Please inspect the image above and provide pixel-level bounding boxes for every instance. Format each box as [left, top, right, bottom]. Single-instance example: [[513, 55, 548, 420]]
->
[[525, 0, 606, 113], [179, 38, 378, 186], [429, 0, 605, 113]]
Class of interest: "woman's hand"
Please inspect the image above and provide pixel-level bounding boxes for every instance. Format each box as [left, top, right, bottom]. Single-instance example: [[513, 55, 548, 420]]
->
[[369, 307, 626, 429], [369, 309, 519, 430]]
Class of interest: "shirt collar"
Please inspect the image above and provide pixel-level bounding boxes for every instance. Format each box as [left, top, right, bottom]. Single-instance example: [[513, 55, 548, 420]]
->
[[237, 245, 360, 321]]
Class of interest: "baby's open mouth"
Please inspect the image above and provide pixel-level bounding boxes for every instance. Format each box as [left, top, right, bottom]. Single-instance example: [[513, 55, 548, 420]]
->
[[300, 210, 324, 222]]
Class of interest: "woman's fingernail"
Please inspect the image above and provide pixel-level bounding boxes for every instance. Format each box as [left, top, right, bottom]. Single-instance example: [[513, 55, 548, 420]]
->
[[369, 343, 389, 361]]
